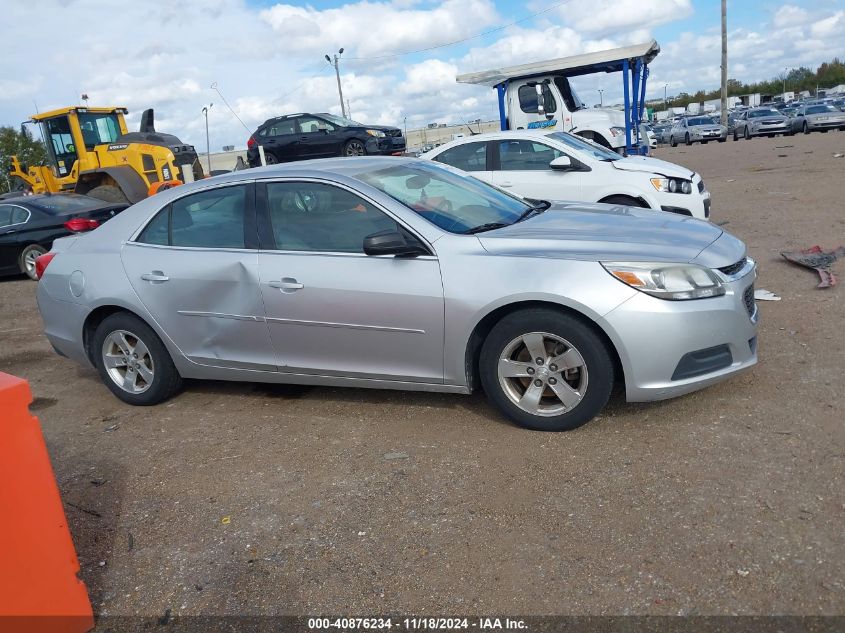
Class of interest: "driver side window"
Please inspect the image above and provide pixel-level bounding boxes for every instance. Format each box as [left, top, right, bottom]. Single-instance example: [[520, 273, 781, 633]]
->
[[266, 182, 398, 253]]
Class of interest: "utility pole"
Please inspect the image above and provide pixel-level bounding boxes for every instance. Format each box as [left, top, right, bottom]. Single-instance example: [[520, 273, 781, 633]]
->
[[720, 0, 728, 126], [664, 84, 668, 110], [202, 103, 213, 176], [325, 49, 346, 118], [597, 89, 604, 106], [347, 99, 352, 118]]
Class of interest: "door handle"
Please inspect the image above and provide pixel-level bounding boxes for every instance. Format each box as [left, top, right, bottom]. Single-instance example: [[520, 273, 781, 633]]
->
[[269, 278, 304, 292], [141, 271, 169, 283]]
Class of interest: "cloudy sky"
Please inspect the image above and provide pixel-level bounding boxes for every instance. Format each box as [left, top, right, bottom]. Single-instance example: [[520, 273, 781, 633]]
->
[[1, 0, 843, 150]]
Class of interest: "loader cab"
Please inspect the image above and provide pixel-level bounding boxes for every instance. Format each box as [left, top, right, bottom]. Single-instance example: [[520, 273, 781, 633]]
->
[[40, 114, 78, 178], [37, 109, 127, 178]]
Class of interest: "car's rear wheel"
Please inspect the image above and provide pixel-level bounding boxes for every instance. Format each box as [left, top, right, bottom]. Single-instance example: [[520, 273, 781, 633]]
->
[[93, 313, 182, 405], [263, 152, 279, 165], [733, 129, 738, 141], [343, 139, 367, 157], [670, 136, 677, 147], [479, 309, 614, 431], [718, 136, 727, 142], [18, 244, 47, 280]]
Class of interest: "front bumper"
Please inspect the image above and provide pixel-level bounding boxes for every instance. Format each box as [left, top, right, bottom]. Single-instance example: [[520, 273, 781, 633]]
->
[[807, 118, 845, 130], [601, 265, 758, 402], [752, 124, 790, 135]]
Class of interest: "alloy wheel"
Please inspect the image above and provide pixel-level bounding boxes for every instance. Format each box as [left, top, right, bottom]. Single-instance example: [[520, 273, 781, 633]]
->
[[101, 329, 155, 394], [497, 331, 588, 417], [345, 140, 365, 156]]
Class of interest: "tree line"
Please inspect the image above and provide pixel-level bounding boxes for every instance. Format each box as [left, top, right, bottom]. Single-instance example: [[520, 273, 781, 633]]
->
[[661, 58, 845, 109]]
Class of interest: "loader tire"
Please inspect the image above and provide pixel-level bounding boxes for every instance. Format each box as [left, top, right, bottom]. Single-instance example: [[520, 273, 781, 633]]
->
[[87, 184, 129, 204]]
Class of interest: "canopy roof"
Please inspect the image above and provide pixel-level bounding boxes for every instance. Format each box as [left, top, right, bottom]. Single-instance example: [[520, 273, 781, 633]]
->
[[457, 40, 660, 87]]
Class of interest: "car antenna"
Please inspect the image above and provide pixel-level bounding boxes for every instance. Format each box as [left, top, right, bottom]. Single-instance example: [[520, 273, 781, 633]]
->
[[462, 117, 480, 135]]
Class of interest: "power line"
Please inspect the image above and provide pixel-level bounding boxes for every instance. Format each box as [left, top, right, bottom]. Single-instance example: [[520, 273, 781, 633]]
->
[[210, 82, 253, 134], [345, 0, 571, 61]]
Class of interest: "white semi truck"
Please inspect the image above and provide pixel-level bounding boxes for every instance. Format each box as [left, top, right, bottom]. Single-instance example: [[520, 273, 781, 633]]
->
[[457, 41, 660, 155]]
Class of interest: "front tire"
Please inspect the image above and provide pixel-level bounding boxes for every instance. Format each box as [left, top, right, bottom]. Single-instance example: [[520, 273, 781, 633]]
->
[[92, 313, 182, 405], [744, 127, 751, 140], [479, 309, 614, 432], [670, 136, 677, 147], [685, 133, 692, 146], [87, 184, 129, 204], [19, 244, 47, 280], [343, 139, 367, 157], [803, 122, 810, 134]]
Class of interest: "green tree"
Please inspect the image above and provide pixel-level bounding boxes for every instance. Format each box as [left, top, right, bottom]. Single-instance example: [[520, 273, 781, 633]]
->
[[0, 125, 48, 193]]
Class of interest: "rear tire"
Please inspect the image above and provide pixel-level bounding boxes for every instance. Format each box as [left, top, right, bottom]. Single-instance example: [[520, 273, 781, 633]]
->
[[92, 312, 182, 406], [86, 184, 129, 204], [718, 136, 727, 143], [670, 136, 677, 147], [733, 129, 738, 141], [263, 152, 279, 165], [18, 244, 47, 280], [479, 309, 614, 432]]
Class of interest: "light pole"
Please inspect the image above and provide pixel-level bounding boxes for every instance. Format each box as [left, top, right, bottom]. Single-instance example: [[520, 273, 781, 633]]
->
[[597, 89, 604, 107], [664, 84, 668, 110], [325, 48, 346, 118], [403, 116, 407, 141], [202, 103, 213, 176], [783, 68, 787, 98]]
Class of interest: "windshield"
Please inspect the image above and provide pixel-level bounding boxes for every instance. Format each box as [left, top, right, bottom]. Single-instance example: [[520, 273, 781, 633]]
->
[[806, 105, 837, 114], [77, 112, 122, 148], [749, 109, 780, 118], [29, 194, 104, 214], [546, 131, 620, 161], [354, 161, 531, 234], [687, 117, 713, 126], [320, 113, 364, 127]]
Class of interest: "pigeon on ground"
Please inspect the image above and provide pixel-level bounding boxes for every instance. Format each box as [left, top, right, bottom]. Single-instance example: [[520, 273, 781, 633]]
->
[[781, 245, 845, 288]]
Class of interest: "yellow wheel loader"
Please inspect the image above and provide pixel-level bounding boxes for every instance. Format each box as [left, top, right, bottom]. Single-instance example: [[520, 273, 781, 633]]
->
[[8, 106, 203, 204]]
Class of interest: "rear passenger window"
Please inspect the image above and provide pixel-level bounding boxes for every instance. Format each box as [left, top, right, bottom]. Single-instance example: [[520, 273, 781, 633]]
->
[[135, 185, 247, 248], [11, 207, 29, 224], [0, 205, 12, 227], [434, 142, 487, 172]]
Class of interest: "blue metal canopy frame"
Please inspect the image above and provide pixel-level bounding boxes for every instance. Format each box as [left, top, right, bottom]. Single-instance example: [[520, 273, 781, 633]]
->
[[485, 42, 658, 156]]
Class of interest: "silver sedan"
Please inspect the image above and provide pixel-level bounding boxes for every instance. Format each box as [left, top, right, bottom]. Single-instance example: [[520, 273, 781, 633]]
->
[[790, 104, 845, 134], [36, 158, 759, 431]]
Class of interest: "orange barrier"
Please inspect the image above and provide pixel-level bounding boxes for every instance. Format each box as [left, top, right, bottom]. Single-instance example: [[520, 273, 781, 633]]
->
[[0, 372, 94, 633]]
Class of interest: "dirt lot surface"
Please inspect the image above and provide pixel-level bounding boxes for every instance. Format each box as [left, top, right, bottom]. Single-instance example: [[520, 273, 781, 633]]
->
[[1, 132, 844, 623]]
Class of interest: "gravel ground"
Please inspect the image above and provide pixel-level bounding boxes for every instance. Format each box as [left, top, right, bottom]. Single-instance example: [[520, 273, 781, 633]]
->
[[1, 131, 844, 623]]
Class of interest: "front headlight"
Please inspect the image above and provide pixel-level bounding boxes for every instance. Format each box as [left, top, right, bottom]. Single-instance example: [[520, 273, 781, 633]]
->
[[366, 129, 386, 138], [601, 262, 725, 300], [609, 126, 626, 137], [650, 177, 693, 194]]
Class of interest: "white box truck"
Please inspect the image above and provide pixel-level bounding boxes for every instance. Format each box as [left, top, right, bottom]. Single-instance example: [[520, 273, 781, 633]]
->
[[457, 41, 660, 155]]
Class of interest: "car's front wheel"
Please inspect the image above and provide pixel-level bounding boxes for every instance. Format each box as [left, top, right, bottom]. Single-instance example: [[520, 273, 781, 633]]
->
[[19, 244, 47, 280], [343, 139, 367, 157], [685, 133, 692, 146], [479, 309, 614, 431], [92, 312, 182, 405], [670, 136, 677, 147], [803, 121, 810, 134]]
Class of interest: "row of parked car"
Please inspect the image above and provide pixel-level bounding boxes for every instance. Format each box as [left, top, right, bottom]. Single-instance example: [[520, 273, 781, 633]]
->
[[651, 99, 845, 146]]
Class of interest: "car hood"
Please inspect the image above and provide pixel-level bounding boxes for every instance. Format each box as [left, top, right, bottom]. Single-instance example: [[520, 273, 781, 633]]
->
[[806, 112, 845, 120], [689, 123, 726, 132], [750, 115, 788, 124], [477, 202, 745, 267], [365, 124, 403, 134], [610, 155, 694, 179]]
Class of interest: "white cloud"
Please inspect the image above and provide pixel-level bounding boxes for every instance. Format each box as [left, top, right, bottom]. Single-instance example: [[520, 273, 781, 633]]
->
[[556, 0, 693, 36], [773, 4, 810, 28], [260, 0, 499, 57]]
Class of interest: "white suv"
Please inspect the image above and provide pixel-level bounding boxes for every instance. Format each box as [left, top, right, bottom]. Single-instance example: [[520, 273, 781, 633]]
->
[[422, 131, 711, 220]]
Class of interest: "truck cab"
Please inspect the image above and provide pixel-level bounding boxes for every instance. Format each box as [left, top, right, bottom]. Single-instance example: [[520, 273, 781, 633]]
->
[[502, 75, 627, 150], [458, 40, 660, 155]]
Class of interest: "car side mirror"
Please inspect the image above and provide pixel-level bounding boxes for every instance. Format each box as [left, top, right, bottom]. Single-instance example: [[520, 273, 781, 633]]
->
[[549, 156, 573, 171], [363, 230, 426, 257]]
